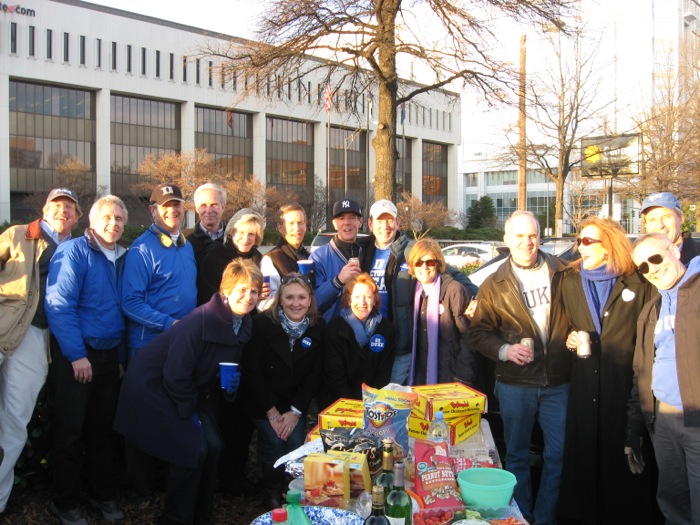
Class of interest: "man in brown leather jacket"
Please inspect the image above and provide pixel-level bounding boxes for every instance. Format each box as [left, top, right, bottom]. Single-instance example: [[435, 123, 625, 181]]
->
[[470, 210, 572, 525]]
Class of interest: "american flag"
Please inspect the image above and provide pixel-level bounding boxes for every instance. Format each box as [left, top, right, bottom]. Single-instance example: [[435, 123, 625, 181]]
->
[[323, 83, 333, 112]]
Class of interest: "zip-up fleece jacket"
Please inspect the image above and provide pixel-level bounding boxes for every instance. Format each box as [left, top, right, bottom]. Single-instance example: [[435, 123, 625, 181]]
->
[[469, 251, 572, 387], [45, 230, 128, 363]]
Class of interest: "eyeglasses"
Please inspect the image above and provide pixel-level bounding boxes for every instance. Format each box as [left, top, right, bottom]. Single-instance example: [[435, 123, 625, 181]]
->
[[280, 273, 312, 286], [415, 259, 439, 268], [636, 244, 672, 275], [576, 237, 602, 247]]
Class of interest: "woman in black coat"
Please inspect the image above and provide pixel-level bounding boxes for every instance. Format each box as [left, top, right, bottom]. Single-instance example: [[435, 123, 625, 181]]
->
[[241, 272, 324, 509], [321, 273, 396, 409], [114, 259, 261, 525], [559, 217, 657, 525]]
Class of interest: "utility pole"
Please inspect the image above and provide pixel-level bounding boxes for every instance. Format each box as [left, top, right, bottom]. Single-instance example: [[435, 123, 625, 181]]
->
[[518, 34, 527, 211]]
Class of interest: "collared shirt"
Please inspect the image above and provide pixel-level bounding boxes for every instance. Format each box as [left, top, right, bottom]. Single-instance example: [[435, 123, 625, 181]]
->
[[40, 220, 72, 245], [199, 222, 224, 241]]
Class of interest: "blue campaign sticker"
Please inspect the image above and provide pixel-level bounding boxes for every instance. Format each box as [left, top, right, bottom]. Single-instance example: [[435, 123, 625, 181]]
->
[[369, 334, 386, 352], [301, 337, 313, 348], [400, 263, 409, 272]]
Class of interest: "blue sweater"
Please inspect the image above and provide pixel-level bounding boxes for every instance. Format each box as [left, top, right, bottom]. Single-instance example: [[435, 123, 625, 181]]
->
[[120, 225, 197, 350], [45, 231, 127, 363]]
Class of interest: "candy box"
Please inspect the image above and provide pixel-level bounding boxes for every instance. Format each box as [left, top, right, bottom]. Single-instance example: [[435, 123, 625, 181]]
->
[[303, 453, 350, 508], [408, 412, 481, 445], [327, 450, 372, 498], [410, 383, 487, 420], [318, 398, 364, 430]]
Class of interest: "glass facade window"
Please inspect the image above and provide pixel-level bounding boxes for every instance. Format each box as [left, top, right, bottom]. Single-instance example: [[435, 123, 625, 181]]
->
[[266, 116, 315, 207], [422, 141, 447, 205], [11, 22, 17, 54], [156, 50, 161, 79], [63, 32, 69, 63], [208, 61, 213, 87], [195, 107, 253, 178], [96, 38, 101, 68], [110, 94, 181, 194], [169, 53, 174, 80], [141, 47, 146, 75], [182, 56, 188, 82], [328, 126, 367, 208], [395, 136, 412, 201], [46, 29, 52, 59], [486, 170, 517, 186], [488, 192, 518, 226], [111, 41, 117, 70], [126, 44, 132, 73], [80, 35, 86, 65], [196, 59, 201, 85], [28, 25, 35, 57], [9, 80, 96, 218], [465, 172, 479, 188]]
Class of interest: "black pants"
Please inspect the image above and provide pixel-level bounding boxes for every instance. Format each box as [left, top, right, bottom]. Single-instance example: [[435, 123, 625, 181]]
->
[[51, 346, 120, 509], [217, 393, 255, 491], [163, 405, 223, 524]]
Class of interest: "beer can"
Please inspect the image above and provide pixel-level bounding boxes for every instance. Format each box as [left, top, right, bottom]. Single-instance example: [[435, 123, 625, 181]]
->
[[520, 338, 534, 362], [577, 331, 591, 358], [348, 257, 360, 266]]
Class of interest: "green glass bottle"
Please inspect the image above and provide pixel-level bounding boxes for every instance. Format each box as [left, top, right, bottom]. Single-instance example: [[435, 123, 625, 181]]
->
[[285, 490, 312, 525], [374, 438, 394, 502], [385, 460, 412, 525], [363, 486, 390, 525]]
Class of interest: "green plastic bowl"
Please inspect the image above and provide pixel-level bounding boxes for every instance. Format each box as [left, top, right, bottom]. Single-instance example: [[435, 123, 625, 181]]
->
[[457, 467, 516, 509]]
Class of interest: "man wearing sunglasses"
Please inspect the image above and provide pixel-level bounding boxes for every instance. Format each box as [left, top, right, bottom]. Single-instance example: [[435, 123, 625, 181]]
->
[[641, 192, 697, 265], [470, 210, 572, 525], [628, 233, 700, 525]]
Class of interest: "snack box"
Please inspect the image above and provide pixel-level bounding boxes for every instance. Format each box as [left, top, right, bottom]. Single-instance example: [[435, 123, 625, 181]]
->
[[318, 398, 364, 430], [306, 424, 321, 442], [303, 453, 350, 508], [327, 450, 372, 498], [408, 412, 481, 445], [410, 383, 487, 420]]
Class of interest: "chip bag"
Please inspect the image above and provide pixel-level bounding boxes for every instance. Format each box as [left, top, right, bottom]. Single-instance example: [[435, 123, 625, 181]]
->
[[413, 439, 463, 509], [319, 428, 383, 477], [361, 384, 417, 459]]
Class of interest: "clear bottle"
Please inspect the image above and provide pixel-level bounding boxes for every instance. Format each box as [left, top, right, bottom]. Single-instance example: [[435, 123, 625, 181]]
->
[[272, 507, 288, 525], [364, 486, 390, 525], [426, 410, 450, 453], [374, 438, 394, 502], [285, 490, 312, 525], [385, 460, 412, 525]]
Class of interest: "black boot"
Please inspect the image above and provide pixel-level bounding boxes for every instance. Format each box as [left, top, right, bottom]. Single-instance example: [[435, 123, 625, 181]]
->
[[261, 463, 284, 510]]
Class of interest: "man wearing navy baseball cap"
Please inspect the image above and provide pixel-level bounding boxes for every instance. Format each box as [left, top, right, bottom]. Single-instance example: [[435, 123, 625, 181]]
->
[[641, 192, 697, 265]]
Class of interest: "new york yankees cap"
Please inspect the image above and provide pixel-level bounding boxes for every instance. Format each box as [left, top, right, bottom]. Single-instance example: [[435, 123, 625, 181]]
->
[[332, 198, 362, 218]]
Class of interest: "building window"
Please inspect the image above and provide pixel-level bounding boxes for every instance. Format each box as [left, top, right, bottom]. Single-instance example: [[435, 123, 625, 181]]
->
[[141, 47, 146, 75], [63, 32, 69, 63], [111, 41, 117, 71], [155, 50, 161, 79], [208, 61, 213, 87], [220, 64, 226, 89], [46, 29, 53, 59], [195, 107, 253, 178], [28, 26, 35, 57], [395, 136, 412, 201], [79, 35, 86, 65], [328, 126, 368, 208], [422, 141, 448, 205], [10, 22, 18, 54], [182, 56, 188, 82], [196, 59, 201, 85], [169, 53, 174, 80], [96, 38, 102, 68], [126, 44, 132, 73]]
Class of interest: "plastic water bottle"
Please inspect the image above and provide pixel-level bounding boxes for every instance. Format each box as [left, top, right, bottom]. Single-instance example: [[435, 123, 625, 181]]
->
[[285, 490, 312, 525], [426, 410, 450, 453]]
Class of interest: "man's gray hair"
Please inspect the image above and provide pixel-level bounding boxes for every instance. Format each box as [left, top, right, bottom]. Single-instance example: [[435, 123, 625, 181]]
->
[[89, 195, 128, 226], [194, 183, 227, 207], [504, 210, 540, 236], [632, 232, 672, 250]]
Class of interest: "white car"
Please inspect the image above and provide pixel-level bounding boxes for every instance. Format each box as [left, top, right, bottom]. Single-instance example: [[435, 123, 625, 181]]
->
[[441, 243, 497, 269]]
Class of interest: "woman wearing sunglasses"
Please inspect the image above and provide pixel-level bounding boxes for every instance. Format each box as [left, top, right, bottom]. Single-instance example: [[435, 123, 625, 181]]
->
[[240, 273, 324, 509], [406, 239, 478, 386], [559, 217, 657, 525], [320, 273, 396, 409]]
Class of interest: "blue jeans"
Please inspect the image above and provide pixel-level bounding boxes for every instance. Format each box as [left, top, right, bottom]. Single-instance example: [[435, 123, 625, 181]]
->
[[495, 381, 569, 525], [253, 417, 306, 466], [390, 353, 411, 385]]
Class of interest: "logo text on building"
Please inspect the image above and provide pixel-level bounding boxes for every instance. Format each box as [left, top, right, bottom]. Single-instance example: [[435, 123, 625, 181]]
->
[[1, 3, 36, 16]]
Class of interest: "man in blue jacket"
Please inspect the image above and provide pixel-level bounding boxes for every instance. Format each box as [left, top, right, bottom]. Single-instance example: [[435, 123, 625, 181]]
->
[[45, 195, 129, 525]]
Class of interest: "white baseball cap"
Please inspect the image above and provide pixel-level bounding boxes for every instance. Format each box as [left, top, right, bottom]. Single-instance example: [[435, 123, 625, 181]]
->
[[369, 199, 398, 219]]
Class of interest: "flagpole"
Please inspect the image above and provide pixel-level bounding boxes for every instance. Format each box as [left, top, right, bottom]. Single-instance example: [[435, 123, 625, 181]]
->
[[326, 106, 331, 227]]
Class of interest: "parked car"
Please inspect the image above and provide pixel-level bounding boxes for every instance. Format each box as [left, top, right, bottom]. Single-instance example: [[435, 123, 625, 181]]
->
[[441, 243, 498, 268], [308, 232, 371, 252]]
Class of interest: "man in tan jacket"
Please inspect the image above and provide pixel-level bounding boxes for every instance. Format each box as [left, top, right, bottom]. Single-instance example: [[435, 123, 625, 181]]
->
[[0, 188, 80, 515]]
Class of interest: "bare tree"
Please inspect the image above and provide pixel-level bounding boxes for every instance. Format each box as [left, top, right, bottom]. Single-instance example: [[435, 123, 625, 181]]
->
[[397, 192, 451, 239], [566, 173, 605, 232], [308, 178, 328, 233], [202, 0, 572, 202]]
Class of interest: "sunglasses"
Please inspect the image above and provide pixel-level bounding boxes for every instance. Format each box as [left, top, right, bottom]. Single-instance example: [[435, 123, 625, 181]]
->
[[576, 237, 602, 247], [636, 244, 672, 275], [280, 273, 312, 286], [415, 259, 439, 268]]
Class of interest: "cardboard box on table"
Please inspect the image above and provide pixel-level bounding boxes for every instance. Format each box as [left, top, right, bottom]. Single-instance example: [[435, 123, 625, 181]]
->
[[318, 398, 364, 430], [408, 411, 482, 445], [303, 453, 350, 508], [410, 382, 487, 420]]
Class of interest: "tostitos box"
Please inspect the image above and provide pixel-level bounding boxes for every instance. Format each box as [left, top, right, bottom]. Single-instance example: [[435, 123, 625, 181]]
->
[[410, 382, 487, 420], [318, 398, 364, 430], [408, 412, 481, 445]]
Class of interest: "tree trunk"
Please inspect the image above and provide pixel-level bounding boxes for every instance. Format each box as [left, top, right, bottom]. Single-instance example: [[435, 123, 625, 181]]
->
[[555, 175, 565, 236]]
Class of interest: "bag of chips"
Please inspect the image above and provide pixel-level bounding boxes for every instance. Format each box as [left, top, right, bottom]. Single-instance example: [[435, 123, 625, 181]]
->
[[319, 427, 383, 477], [414, 439, 463, 509], [361, 384, 417, 459]]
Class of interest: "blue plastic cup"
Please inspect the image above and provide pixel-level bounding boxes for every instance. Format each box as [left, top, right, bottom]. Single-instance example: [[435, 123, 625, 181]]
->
[[297, 260, 314, 275], [263, 275, 271, 284], [219, 362, 239, 390]]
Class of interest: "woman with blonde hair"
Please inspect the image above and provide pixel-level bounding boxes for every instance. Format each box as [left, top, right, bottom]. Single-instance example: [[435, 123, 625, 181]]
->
[[407, 238, 477, 386], [320, 273, 396, 409], [559, 216, 657, 525]]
